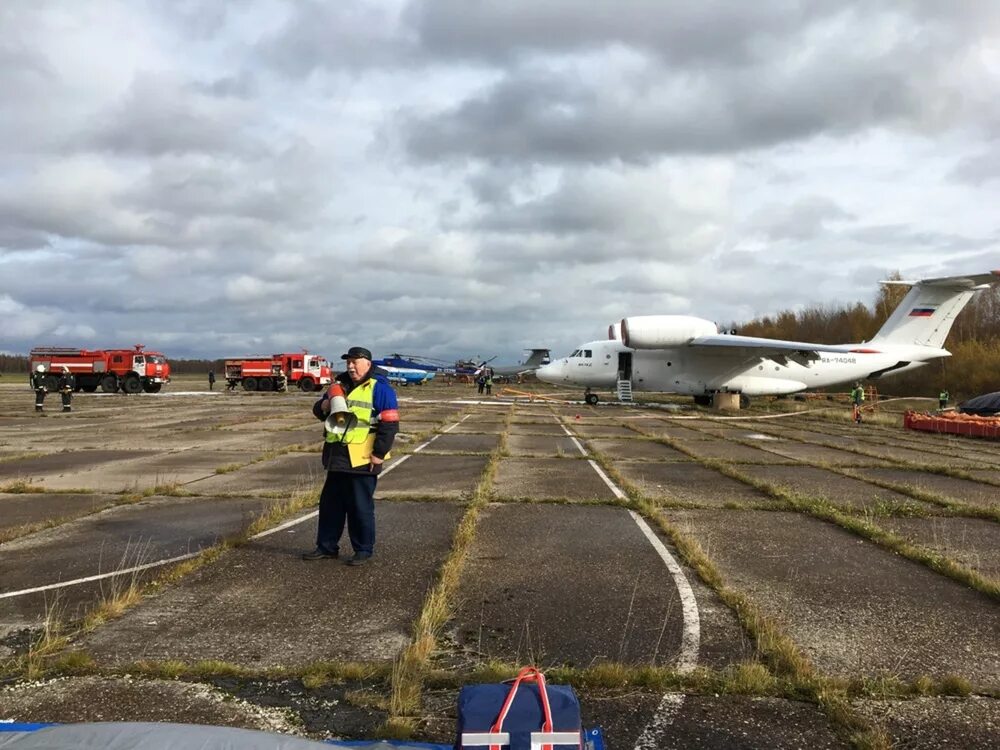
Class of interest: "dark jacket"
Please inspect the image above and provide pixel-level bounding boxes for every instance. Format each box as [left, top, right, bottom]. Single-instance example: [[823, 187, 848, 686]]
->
[[313, 369, 399, 474]]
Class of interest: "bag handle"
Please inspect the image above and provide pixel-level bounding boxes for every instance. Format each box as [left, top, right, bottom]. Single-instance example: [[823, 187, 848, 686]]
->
[[489, 666, 554, 750]]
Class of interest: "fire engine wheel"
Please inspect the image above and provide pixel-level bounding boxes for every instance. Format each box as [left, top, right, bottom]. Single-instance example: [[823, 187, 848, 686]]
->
[[82, 384, 98, 393], [101, 376, 119, 393], [259, 378, 274, 391], [299, 378, 315, 392], [243, 377, 258, 391], [143, 382, 162, 393], [123, 376, 142, 394]]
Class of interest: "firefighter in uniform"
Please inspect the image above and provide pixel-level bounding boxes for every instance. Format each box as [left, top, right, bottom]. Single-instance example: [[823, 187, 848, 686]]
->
[[303, 346, 399, 566], [850, 382, 865, 424], [32, 365, 47, 412], [938, 388, 950, 410], [58, 367, 75, 413]]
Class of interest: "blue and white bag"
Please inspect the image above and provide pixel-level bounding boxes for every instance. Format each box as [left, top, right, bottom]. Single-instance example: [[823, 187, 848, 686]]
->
[[455, 666, 583, 750]]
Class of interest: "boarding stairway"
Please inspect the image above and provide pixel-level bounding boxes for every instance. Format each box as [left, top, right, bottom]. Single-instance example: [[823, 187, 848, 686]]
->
[[616, 379, 633, 402]]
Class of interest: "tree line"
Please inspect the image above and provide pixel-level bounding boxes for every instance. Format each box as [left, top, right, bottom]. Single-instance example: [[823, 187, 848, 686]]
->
[[736, 273, 1000, 398]]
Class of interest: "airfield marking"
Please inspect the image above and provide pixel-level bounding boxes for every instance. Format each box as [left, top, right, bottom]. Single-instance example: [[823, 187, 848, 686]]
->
[[557, 418, 698, 748], [633, 693, 685, 750], [0, 416, 474, 600], [558, 421, 701, 671], [0, 550, 203, 600]]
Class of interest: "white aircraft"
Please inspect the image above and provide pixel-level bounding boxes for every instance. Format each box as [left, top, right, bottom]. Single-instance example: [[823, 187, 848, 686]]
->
[[537, 271, 1000, 405]]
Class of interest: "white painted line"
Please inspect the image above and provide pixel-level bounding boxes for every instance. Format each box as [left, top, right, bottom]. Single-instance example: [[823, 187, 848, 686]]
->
[[0, 550, 202, 600], [413, 435, 439, 452], [558, 417, 700, 675], [441, 414, 473, 433], [628, 509, 700, 673], [588, 460, 627, 500], [1, 416, 469, 600], [558, 423, 588, 456], [633, 693, 685, 750]]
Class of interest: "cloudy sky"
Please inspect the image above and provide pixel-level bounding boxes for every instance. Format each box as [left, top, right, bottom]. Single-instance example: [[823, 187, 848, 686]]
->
[[2, 1, 999, 363]]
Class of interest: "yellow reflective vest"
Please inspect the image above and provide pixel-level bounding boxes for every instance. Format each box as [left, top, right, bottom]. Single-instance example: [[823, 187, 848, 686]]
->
[[325, 379, 375, 445]]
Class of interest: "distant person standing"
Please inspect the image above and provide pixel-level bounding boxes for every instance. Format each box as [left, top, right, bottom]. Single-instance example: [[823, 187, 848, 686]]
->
[[303, 346, 399, 566], [850, 382, 865, 424], [32, 365, 47, 413], [58, 367, 75, 413], [938, 388, 949, 410], [485, 370, 493, 396], [476, 374, 486, 395], [208, 369, 216, 390]]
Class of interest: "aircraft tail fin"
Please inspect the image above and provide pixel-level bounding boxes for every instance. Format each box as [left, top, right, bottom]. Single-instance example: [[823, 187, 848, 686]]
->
[[869, 271, 1000, 348], [522, 349, 550, 368]]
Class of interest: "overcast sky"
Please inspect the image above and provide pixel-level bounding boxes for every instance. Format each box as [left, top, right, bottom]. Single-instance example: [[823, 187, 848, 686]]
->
[[2, 1, 999, 364]]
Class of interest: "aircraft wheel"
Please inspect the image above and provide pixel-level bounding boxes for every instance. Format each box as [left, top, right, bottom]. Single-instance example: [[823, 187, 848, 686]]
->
[[739, 394, 751, 409], [693, 394, 712, 406], [585, 393, 599, 406]]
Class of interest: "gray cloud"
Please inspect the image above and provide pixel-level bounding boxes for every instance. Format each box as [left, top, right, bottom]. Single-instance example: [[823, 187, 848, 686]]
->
[[403, 0, 836, 67], [397, 2, 998, 164], [749, 196, 854, 242], [950, 149, 1000, 186], [258, 0, 416, 76], [79, 73, 265, 158]]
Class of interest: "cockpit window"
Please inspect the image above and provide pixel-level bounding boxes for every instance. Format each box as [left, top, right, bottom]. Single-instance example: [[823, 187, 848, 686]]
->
[[584, 350, 592, 358]]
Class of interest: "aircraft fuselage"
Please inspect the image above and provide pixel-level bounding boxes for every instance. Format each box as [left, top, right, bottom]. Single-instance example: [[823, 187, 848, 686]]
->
[[536, 339, 942, 396]]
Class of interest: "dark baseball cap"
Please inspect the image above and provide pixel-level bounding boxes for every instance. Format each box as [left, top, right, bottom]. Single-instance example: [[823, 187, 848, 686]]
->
[[341, 346, 373, 360]]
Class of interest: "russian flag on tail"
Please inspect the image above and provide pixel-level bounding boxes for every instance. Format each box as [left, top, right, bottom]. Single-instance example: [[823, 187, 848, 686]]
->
[[908, 306, 937, 317]]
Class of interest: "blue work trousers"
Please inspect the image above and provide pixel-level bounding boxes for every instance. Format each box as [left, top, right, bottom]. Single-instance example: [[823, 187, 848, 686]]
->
[[316, 471, 377, 556]]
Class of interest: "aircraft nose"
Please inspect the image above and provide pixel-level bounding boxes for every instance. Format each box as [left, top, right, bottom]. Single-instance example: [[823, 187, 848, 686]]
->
[[536, 361, 561, 384]]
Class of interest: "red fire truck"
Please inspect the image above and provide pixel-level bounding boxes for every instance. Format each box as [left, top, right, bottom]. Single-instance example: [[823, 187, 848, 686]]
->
[[224, 352, 333, 392], [29, 345, 172, 394]]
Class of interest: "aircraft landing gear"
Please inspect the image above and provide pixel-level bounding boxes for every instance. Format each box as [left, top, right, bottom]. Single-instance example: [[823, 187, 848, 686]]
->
[[739, 394, 751, 409], [693, 394, 712, 407], [584, 389, 599, 406]]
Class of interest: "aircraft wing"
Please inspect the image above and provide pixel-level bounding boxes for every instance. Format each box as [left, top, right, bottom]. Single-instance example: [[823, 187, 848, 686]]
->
[[688, 334, 879, 364]]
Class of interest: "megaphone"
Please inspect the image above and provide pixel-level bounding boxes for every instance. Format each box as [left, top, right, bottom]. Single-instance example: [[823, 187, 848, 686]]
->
[[324, 384, 358, 434]]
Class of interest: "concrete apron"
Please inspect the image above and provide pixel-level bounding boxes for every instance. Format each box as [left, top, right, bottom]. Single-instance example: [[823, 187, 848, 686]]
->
[[0, 495, 287, 640], [79, 501, 464, 668], [666, 509, 1000, 690], [35, 450, 255, 492], [492, 458, 618, 501], [613, 461, 777, 507], [451, 504, 701, 669]]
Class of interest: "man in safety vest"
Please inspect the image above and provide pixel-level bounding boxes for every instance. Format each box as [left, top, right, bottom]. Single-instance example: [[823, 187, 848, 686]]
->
[[938, 388, 950, 410], [303, 346, 399, 566], [850, 383, 865, 424]]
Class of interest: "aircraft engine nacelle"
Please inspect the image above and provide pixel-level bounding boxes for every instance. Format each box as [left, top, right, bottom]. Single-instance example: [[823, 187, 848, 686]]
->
[[621, 315, 718, 349]]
